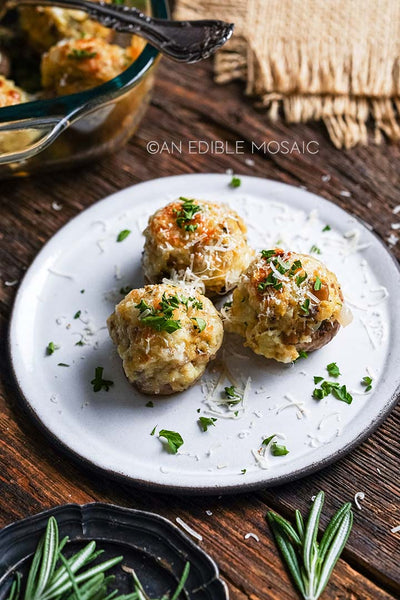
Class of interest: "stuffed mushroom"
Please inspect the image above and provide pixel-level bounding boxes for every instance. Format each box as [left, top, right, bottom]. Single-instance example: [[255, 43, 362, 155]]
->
[[224, 248, 351, 363], [0, 75, 28, 106], [18, 5, 112, 54], [142, 198, 254, 296], [107, 283, 224, 395], [41, 37, 133, 96]]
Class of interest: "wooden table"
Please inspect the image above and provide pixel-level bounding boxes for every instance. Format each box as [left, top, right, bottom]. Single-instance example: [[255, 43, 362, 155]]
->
[[1, 57, 399, 600]]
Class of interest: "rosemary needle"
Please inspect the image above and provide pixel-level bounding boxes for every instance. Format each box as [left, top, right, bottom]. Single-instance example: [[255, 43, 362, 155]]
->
[[267, 491, 353, 600]]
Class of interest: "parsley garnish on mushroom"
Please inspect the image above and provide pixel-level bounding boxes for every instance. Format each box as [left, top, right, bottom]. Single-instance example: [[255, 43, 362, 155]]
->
[[174, 197, 202, 232]]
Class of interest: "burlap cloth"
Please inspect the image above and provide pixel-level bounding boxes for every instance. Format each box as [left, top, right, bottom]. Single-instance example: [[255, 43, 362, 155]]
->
[[174, 0, 400, 148]]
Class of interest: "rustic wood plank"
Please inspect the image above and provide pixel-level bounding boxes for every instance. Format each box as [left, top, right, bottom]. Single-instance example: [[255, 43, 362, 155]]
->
[[1, 57, 399, 600]]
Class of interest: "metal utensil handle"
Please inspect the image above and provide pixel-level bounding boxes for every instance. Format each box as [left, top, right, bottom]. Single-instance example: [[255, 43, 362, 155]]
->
[[14, 0, 234, 63]]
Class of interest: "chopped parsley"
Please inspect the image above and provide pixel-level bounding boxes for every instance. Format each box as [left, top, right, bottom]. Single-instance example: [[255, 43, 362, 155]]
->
[[241, 468, 247, 475], [117, 229, 131, 242], [68, 48, 98, 60], [135, 296, 181, 333], [223, 300, 233, 309], [120, 285, 132, 295], [296, 273, 308, 286], [46, 342, 59, 355], [263, 434, 289, 456], [261, 249, 276, 260], [224, 385, 242, 405], [189, 297, 203, 310], [322, 225, 331, 232], [289, 259, 303, 276], [312, 379, 352, 404], [192, 317, 206, 332], [174, 197, 202, 232], [74, 310, 81, 319], [158, 429, 184, 454], [327, 362, 341, 377], [361, 375, 373, 392], [314, 276, 322, 291], [258, 271, 282, 292], [230, 176, 241, 188], [296, 350, 308, 361], [57, 363, 70, 367], [90, 367, 114, 392], [198, 417, 217, 431], [146, 401, 154, 408], [80, 289, 85, 294], [310, 244, 321, 254], [300, 298, 310, 315], [75, 340, 85, 346], [314, 376, 324, 384], [150, 425, 157, 436]]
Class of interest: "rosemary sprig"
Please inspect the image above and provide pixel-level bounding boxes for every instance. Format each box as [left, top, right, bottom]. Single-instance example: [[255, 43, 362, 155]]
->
[[267, 491, 353, 600], [6, 517, 189, 600]]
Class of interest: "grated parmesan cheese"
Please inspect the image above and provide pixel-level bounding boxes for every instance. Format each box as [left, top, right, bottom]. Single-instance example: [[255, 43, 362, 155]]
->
[[176, 517, 203, 541]]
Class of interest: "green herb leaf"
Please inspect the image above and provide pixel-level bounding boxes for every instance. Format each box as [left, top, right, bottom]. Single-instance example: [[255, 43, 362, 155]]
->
[[327, 362, 340, 377], [261, 249, 276, 260], [310, 245, 321, 254], [322, 225, 331, 232], [90, 367, 114, 392], [314, 376, 324, 384], [223, 385, 242, 405], [74, 310, 81, 319], [146, 401, 154, 408], [296, 350, 308, 361], [116, 229, 131, 242], [223, 300, 233, 309], [230, 176, 241, 188], [174, 197, 202, 231], [300, 298, 310, 315], [241, 468, 247, 474], [46, 342, 59, 355], [332, 384, 353, 404], [198, 416, 217, 431], [361, 375, 372, 392], [158, 429, 184, 454], [192, 317, 206, 332], [67, 48, 98, 60], [57, 363, 70, 367], [271, 443, 289, 456], [150, 425, 157, 436], [314, 276, 322, 291]]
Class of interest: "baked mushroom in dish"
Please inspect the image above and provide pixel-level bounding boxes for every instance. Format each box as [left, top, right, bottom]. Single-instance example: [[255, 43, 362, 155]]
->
[[223, 248, 351, 363], [41, 37, 136, 96], [142, 198, 254, 296], [0, 75, 28, 106], [18, 5, 112, 54], [107, 283, 224, 395]]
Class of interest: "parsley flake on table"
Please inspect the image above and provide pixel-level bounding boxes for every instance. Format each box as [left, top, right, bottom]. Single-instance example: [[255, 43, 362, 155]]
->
[[241, 468, 247, 475], [322, 224, 331, 232], [174, 197, 202, 232], [46, 342, 59, 355], [230, 176, 241, 188], [73, 310, 81, 319], [314, 376, 324, 384], [146, 401, 154, 408], [158, 429, 184, 454], [312, 379, 352, 404], [57, 363, 70, 367], [327, 362, 341, 377], [150, 425, 157, 436], [310, 244, 321, 254], [198, 416, 217, 431], [90, 366, 114, 392], [361, 375, 373, 392], [117, 229, 131, 242]]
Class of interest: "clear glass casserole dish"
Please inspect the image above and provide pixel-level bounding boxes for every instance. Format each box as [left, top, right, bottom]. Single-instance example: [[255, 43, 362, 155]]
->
[[0, 0, 168, 178]]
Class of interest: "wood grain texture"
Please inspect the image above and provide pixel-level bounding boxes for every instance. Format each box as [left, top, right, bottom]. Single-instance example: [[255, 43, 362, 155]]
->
[[1, 57, 399, 600]]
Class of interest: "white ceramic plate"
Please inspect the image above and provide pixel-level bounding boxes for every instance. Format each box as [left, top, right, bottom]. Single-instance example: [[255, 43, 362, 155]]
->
[[9, 174, 400, 493]]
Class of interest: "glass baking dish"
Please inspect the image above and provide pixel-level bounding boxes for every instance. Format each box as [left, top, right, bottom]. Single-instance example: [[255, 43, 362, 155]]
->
[[0, 0, 168, 178]]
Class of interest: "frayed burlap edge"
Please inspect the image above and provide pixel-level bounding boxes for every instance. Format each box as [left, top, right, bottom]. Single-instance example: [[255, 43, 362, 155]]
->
[[213, 40, 400, 149]]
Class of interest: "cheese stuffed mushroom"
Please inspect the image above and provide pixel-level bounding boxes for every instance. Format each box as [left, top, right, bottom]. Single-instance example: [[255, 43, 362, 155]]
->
[[224, 248, 351, 363], [142, 198, 254, 296], [107, 283, 223, 395]]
